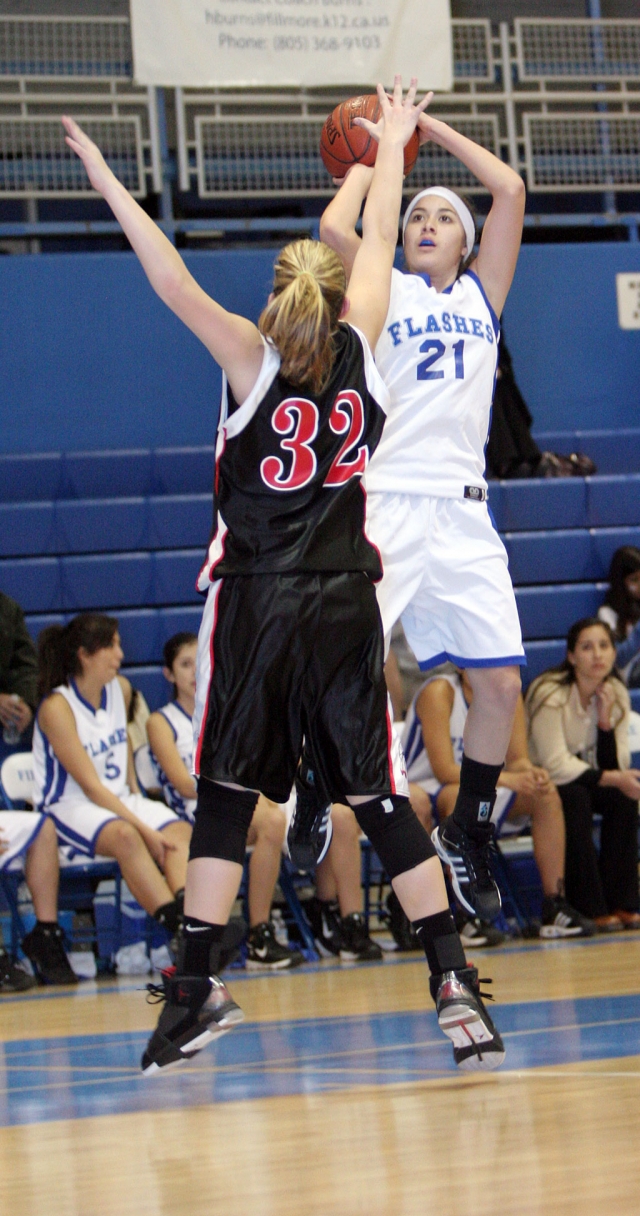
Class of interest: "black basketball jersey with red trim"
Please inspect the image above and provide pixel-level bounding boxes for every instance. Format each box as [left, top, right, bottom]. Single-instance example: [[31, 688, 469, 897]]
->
[[197, 323, 389, 587]]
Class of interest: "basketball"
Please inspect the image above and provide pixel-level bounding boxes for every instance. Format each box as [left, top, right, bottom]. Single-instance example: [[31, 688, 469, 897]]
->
[[320, 94, 421, 179]]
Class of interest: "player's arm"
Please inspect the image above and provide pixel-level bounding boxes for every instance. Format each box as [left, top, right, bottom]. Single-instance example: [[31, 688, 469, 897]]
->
[[416, 114, 525, 316], [415, 679, 460, 786], [319, 164, 373, 280], [347, 77, 432, 351], [147, 712, 197, 801], [61, 117, 264, 404], [37, 695, 175, 863]]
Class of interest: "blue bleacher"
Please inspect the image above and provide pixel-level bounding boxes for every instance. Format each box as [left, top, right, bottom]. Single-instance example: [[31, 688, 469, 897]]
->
[[1, 433, 637, 708]]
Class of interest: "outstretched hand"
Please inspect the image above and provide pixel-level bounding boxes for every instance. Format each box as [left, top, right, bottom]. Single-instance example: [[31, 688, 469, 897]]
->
[[354, 76, 434, 148], [61, 115, 115, 196]]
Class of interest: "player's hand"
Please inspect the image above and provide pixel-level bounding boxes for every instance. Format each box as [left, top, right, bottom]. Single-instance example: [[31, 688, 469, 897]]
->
[[595, 681, 616, 731], [0, 830, 9, 857], [611, 769, 640, 801], [354, 76, 433, 148], [142, 828, 177, 870], [0, 693, 30, 731], [501, 769, 541, 798], [62, 116, 115, 196]]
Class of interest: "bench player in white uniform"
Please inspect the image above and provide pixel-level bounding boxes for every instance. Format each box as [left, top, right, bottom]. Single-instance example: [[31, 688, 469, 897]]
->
[[147, 632, 302, 970], [0, 780, 78, 987], [321, 107, 527, 922], [33, 614, 192, 942], [403, 666, 595, 939]]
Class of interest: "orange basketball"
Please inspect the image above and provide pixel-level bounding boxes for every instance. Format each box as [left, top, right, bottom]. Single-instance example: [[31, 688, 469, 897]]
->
[[320, 94, 420, 179]]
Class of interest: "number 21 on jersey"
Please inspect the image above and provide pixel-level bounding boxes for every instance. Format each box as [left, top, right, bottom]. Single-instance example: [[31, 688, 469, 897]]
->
[[260, 391, 369, 492]]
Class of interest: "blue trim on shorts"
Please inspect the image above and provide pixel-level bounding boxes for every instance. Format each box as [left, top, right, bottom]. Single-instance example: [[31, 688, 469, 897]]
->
[[417, 651, 527, 671], [48, 812, 106, 858], [0, 812, 48, 872]]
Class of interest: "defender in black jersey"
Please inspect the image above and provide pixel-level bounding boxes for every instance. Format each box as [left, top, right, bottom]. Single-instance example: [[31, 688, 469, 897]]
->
[[64, 78, 505, 1078]]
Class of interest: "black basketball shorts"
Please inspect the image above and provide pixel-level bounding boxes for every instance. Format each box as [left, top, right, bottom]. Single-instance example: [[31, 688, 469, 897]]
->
[[193, 571, 407, 804]]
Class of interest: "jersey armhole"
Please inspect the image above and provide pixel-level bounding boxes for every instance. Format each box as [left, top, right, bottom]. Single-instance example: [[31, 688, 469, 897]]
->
[[462, 269, 501, 340]]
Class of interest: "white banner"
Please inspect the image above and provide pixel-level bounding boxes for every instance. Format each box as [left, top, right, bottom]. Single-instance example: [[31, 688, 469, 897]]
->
[[130, 0, 452, 90]]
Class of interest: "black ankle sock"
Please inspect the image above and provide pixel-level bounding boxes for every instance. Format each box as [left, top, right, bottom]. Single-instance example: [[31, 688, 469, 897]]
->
[[181, 917, 226, 977], [451, 754, 503, 835], [153, 899, 181, 936], [412, 909, 466, 977], [35, 920, 57, 930]]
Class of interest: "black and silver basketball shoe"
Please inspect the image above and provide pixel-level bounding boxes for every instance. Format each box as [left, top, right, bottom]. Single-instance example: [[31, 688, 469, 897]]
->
[[539, 895, 596, 939], [141, 968, 244, 1075], [432, 820, 502, 922], [287, 760, 333, 871], [430, 966, 505, 1071]]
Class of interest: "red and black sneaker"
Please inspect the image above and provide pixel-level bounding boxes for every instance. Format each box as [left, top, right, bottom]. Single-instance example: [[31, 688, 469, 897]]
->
[[141, 967, 244, 1076], [430, 965, 505, 1071]]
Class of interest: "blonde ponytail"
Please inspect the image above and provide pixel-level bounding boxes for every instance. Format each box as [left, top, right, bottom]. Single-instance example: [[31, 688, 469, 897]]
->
[[259, 240, 346, 394]]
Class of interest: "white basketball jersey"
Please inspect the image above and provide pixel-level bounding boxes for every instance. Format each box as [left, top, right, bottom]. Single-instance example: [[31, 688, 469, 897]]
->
[[401, 672, 467, 785], [33, 678, 129, 811], [365, 268, 499, 499], [152, 701, 196, 822]]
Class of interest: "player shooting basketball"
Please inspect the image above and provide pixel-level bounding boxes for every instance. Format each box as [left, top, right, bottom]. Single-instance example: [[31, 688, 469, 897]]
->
[[62, 78, 505, 1076], [320, 99, 527, 927]]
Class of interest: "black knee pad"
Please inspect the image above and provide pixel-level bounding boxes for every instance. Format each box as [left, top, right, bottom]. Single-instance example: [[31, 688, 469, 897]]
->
[[189, 779, 259, 865], [353, 795, 436, 880]]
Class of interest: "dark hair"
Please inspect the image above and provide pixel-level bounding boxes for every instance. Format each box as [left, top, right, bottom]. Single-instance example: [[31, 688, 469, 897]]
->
[[603, 545, 640, 639], [38, 613, 119, 700], [163, 632, 197, 695], [527, 616, 624, 725]]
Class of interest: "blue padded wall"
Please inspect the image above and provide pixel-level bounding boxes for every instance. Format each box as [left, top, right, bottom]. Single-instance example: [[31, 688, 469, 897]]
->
[[0, 242, 639, 455]]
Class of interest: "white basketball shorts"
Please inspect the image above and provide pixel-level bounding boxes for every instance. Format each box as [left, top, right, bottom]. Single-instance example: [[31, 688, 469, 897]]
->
[[366, 492, 525, 670], [0, 810, 48, 872], [48, 791, 180, 859]]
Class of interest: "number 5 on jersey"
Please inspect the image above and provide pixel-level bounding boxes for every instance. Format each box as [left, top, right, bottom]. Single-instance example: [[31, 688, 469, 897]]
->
[[260, 392, 369, 492]]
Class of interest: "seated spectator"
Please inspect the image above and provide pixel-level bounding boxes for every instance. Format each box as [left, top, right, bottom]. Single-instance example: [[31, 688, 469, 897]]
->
[[0, 810, 77, 989], [147, 632, 302, 971], [526, 617, 640, 932], [305, 804, 383, 961], [0, 591, 38, 757], [598, 546, 640, 688], [403, 664, 594, 942], [33, 614, 191, 944]]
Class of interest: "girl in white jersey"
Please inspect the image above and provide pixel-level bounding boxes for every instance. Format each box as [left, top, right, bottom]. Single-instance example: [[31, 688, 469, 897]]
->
[[33, 614, 192, 943], [321, 105, 526, 923], [148, 633, 302, 970]]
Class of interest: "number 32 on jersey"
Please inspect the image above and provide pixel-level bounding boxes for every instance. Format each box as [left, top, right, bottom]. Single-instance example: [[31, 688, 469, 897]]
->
[[260, 391, 369, 492]]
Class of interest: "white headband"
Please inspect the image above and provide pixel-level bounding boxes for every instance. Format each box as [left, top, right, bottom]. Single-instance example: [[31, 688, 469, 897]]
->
[[402, 188, 475, 257]]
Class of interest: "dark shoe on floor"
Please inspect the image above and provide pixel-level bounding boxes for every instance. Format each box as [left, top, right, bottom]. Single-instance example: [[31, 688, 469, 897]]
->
[[540, 896, 596, 938], [430, 966, 505, 1071], [287, 763, 333, 871], [386, 890, 420, 951], [21, 923, 79, 985], [432, 821, 502, 922], [457, 917, 506, 949], [246, 922, 304, 971], [0, 948, 36, 992], [612, 910, 640, 930], [339, 913, 383, 962], [141, 968, 244, 1075], [304, 897, 342, 957]]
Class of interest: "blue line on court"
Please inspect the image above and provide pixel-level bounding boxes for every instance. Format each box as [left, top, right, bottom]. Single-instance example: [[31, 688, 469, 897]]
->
[[0, 992, 639, 1127]]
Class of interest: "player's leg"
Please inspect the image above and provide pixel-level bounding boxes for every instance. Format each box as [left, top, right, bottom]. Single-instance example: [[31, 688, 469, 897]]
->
[[142, 575, 305, 1074], [311, 804, 382, 961], [19, 815, 77, 985], [307, 572, 505, 1071], [245, 798, 303, 970], [511, 787, 595, 937]]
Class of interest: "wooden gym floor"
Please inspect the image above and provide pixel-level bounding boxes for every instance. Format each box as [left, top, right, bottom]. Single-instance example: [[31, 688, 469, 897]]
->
[[0, 934, 640, 1216]]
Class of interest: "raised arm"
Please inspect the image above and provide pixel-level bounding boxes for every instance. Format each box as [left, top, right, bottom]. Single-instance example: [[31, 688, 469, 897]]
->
[[62, 117, 264, 403], [416, 114, 525, 316], [319, 163, 373, 280], [346, 78, 432, 351]]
